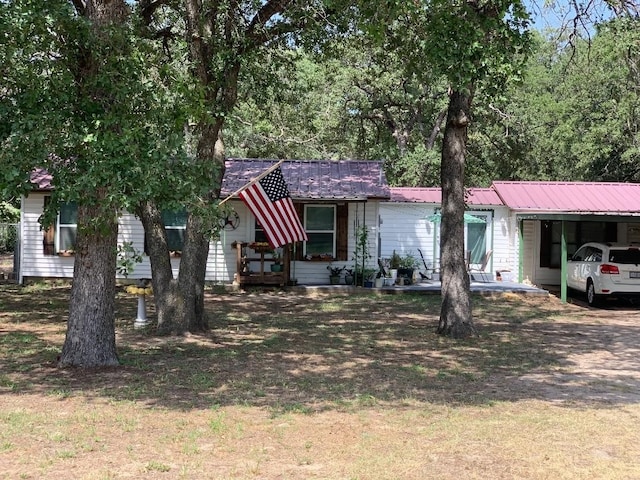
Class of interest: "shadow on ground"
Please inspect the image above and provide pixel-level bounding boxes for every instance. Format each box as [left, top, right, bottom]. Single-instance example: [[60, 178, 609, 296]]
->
[[2, 284, 639, 412]]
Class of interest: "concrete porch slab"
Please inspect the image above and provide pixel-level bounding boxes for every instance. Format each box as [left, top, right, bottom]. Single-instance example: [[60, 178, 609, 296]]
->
[[292, 279, 549, 297]]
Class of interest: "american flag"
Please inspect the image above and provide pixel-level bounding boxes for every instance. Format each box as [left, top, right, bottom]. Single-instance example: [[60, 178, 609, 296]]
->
[[238, 166, 308, 248]]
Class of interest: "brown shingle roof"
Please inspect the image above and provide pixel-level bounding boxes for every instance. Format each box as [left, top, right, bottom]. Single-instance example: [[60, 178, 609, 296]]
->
[[30, 168, 54, 191], [30, 159, 391, 200], [222, 159, 390, 200]]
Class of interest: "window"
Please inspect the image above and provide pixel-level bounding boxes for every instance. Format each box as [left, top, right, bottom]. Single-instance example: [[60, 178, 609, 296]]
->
[[254, 220, 268, 243], [271, 202, 347, 261], [433, 211, 491, 269], [571, 245, 588, 262], [466, 219, 488, 264], [304, 205, 336, 258], [142, 209, 187, 255], [162, 210, 188, 252], [42, 197, 77, 255], [56, 202, 77, 252]]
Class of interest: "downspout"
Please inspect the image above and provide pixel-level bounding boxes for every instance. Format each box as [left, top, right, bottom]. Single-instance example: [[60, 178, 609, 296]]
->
[[18, 195, 24, 285], [432, 207, 440, 275]]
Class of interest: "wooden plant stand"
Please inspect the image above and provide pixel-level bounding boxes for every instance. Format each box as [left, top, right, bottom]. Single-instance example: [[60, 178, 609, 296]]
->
[[233, 242, 290, 287]]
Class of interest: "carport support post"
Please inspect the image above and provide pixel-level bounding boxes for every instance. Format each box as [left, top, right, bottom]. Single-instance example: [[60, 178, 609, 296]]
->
[[561, 220, 568, 303]]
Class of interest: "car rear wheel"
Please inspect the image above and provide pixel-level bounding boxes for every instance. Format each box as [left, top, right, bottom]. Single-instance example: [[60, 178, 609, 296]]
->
[[586, 280, 600, 307]]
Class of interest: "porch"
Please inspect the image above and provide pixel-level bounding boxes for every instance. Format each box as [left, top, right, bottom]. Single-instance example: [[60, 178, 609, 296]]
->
[[289, 277, 549, 297]]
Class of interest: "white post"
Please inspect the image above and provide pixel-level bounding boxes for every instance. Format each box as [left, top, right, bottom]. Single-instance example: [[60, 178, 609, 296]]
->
[[134, 294, 148, 328]]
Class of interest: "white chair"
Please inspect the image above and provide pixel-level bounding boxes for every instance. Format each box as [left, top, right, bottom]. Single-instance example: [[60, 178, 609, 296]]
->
[[469, 250, 493, 282]]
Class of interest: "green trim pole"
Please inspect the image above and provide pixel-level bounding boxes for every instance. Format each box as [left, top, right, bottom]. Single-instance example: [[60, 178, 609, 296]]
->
[[560, 220, 567, 303]]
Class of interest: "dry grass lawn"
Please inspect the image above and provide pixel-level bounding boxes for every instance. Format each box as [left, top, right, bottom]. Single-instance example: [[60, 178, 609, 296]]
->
[[1, 282, 640, 479]]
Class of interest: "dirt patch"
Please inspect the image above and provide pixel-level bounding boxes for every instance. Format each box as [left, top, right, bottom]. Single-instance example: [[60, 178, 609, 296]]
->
[[1, 285, 640, 479]]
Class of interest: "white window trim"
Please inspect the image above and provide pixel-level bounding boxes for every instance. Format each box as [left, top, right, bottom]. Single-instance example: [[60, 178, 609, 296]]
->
[[303, 204, 337, 258], [56, 203, 77, 253], [434, 210, 493, 268]]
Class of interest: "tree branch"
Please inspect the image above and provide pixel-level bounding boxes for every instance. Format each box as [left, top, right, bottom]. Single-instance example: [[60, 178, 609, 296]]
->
[[138, 0, 170, 26], [426, 108, 447, 150]]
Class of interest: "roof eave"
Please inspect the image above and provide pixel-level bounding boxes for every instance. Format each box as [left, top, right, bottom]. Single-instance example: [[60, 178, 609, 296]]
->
[[513, 209, 640, 218]]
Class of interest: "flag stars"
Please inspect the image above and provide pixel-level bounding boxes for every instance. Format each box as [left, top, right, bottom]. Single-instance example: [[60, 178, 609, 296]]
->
[[262, 170, 290, 202]]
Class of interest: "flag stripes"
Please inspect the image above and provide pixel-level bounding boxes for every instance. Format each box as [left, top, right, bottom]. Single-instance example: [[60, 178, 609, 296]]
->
[[238, 166, 307, 248]]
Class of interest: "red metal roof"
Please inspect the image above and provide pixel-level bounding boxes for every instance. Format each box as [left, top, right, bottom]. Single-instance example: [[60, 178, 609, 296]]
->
[[492, 181, 640, 214], [390, 187, 503, 206], [466, 188, 504, 206], [223, 159, 390, 200], [390, 187, 440, 203]]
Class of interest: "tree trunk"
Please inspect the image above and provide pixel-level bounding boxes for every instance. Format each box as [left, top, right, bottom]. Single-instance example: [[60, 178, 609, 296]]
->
[[140, 125, 224, 334], [138, 201, 210, 335], [60, 202, 119, 367], [137, 201, 183, 334], [139, 1, 286, 334], [437, 89, 476, 338], [177, 212, 211, 332], [59, 0, 129, 366], [174, 124, 225, 333]]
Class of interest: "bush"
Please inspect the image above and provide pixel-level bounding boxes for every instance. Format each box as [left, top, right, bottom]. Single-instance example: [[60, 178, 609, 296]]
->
[[0, 223, 17, 254]]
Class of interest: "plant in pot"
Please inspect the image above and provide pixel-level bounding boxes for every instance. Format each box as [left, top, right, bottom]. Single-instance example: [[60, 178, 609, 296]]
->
[[389, 250, 402, 283], [361, 267, 377, 288], [327, 264, 344, 285], [344, 268, 355, 285], [270, 248, 283, 272], [397, 252, 418, 285]]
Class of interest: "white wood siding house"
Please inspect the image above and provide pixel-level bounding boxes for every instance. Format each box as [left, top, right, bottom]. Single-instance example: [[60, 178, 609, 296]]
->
[[380, 187, 517, 280], [19, 166, 640, 290], [19, 159, 389, 285]]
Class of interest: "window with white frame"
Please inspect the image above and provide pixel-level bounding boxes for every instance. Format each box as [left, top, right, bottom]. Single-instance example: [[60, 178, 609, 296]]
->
[[56, 202, 77, 252], [433, 211, 491, 268], [466, 215, 489, 264], [304, 205, 336, 258], [162, 209, 188, 252], [254, 219, 268, 243]]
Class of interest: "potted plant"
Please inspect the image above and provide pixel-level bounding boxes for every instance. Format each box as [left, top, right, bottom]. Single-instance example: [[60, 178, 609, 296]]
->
[[270, 248, 283, 272], [327, 264, 344, 285], [397, 252, 418, 285], [389, 250, 402, 283], [344, 268, 355, 285], [361, 267, 377, 287]]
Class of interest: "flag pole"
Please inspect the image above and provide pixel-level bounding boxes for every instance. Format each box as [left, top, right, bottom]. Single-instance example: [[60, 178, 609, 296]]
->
[[219, 159, 286, 206]]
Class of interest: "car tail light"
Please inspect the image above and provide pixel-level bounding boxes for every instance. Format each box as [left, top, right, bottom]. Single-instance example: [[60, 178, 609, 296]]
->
[[600, 264, 620, 275]]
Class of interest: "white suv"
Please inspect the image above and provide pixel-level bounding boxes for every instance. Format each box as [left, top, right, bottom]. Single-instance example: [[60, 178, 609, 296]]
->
[[567, 242, 640, 307]]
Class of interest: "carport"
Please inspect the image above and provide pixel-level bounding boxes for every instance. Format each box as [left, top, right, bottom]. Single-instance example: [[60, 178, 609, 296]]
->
[[491, 182, 640, 303]]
